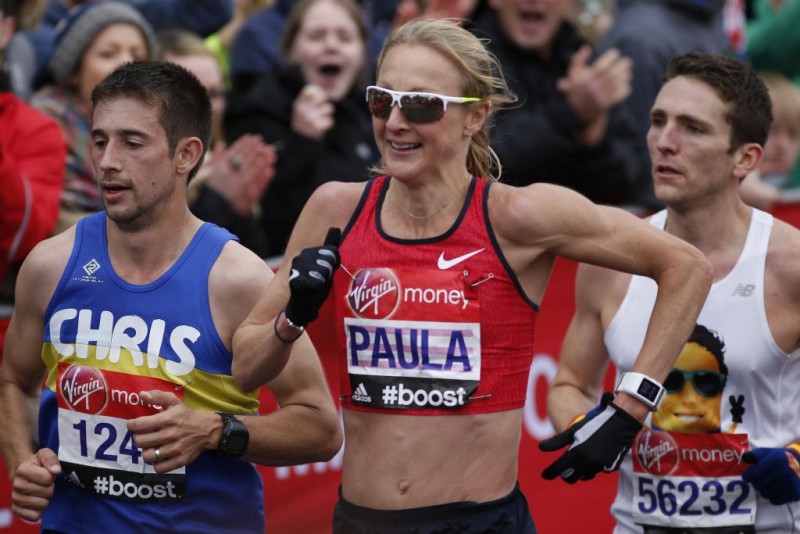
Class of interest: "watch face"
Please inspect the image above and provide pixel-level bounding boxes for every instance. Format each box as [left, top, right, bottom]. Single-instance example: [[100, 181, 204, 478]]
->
[[637, 379, 660, 402], [226, 433, 248, 453]]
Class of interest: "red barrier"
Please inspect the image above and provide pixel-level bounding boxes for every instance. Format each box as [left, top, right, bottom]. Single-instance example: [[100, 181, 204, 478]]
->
[[4, 201, 799, 533], [0, 258, 615, 534], [773, 200, 800, 227]]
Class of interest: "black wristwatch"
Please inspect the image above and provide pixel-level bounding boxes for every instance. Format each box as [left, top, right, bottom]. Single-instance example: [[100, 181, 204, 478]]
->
[[214, 412, 249, 458]]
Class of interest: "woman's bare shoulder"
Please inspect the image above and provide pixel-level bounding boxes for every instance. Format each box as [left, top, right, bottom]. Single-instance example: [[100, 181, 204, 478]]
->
[[487, 182, 603, 244]]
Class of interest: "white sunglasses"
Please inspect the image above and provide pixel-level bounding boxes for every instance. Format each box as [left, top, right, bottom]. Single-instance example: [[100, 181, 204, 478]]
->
[[366, 86, 481, 123]]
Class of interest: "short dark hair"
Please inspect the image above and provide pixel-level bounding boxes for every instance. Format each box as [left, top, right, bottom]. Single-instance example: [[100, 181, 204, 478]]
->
[[664, 51, 772, 152], [687, 323, 728, 376], [91, 61, 212, 181]]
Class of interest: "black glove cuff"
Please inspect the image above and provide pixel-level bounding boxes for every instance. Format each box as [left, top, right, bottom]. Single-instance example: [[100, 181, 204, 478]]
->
[[609, 403, 644, 430], [285, 297, 312, 327]]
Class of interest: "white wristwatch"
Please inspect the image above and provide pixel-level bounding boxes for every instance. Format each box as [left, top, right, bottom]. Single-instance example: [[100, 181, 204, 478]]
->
[[615, 372, 666, 411]]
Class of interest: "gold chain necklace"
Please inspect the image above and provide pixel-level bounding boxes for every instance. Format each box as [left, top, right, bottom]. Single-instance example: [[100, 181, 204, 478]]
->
[[388, 196, 453, 220], [386, 177, 468, 220]]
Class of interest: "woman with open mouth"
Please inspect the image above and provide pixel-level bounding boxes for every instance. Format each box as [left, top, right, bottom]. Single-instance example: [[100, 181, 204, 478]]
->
[[224, 0, 377, 259]]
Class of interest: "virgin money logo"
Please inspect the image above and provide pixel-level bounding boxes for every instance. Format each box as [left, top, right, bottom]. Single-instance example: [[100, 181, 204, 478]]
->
[[60, 365, 108, 414], [635, 430, 679, 476], [348, 268, 400, 319]]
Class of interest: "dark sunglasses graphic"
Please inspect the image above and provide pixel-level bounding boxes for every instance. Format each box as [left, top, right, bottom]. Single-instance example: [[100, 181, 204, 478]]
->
[[664, 369, 727, 397]]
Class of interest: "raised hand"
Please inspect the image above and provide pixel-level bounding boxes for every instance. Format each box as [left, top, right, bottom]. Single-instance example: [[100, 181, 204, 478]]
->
[[285, 227, 341, 327], [291, 84, 335, 141], [729, 394, 745, 424], [201, 134, 277, 215], [557, 46, 632, 145]]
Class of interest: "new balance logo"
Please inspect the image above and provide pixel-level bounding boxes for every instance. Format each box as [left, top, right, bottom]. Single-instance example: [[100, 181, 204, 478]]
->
[[731, 283, 755, 297], [352, 383, 371, 403], [83, 259, 101, 276]]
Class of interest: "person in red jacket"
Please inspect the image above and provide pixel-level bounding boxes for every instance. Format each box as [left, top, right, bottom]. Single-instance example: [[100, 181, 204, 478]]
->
[[0, 3, 63, 528], [0, 0, 65, 361]]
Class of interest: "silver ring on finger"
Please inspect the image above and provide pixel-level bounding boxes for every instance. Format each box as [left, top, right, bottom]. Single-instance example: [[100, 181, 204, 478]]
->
[[154, 447, 162, 463], [230, 156, 243, 171]]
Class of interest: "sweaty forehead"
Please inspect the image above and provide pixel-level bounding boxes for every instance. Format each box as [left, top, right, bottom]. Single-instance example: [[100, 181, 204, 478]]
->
[[379, 45, 461, 94]]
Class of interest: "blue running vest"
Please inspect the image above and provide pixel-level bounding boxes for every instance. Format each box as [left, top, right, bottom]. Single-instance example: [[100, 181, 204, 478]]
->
[[38, 213, 264, 533]]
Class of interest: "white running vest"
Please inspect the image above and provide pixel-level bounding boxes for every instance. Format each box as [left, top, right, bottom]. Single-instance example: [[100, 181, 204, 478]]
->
[[605, 209, 800, 533]]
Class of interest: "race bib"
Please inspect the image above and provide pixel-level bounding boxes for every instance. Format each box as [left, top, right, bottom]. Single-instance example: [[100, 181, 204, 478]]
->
[[57, 362, 186, 502], [632, 431, 755, 533], [342, 267, 480, 410]]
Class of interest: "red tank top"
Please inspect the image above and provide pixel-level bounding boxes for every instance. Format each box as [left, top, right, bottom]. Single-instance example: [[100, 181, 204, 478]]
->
[[333, 176, 538, 415]]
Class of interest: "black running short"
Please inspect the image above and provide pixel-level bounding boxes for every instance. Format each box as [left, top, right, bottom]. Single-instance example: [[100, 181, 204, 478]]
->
[[333, 482, 537, 534]]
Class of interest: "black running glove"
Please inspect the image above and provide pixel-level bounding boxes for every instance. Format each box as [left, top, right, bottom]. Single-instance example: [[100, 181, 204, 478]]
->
[[285, 228, 341, 327], [540, 392, 642, 483]]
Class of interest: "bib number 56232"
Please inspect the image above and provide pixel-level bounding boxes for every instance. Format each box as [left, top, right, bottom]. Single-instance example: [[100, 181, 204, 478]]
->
[[637, 477, 752, 517]]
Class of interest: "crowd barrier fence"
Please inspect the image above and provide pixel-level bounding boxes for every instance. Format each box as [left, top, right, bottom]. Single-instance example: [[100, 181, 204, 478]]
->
[[3, 196, 799, 533]]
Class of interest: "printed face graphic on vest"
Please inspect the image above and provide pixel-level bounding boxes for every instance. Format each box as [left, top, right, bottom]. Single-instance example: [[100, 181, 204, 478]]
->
[[652, 324, 742, 434]]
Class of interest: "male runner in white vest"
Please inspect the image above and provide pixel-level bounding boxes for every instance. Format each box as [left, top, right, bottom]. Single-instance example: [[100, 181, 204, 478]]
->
[[546, 51, 800, 533]]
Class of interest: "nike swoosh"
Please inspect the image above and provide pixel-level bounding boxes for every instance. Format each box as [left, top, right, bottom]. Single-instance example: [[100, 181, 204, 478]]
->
[[437, 248, 485, 270], [603, 449, 627, 472]]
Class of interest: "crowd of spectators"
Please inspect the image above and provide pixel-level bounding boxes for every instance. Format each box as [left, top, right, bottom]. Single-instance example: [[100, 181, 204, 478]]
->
[[1, 2, 800, 532], [2, 0, 799, 265]]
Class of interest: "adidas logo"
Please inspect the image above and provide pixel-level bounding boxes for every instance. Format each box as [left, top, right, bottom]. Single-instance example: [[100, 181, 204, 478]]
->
[[66, 471, 84, 488], [352, 383, 371, 403]]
